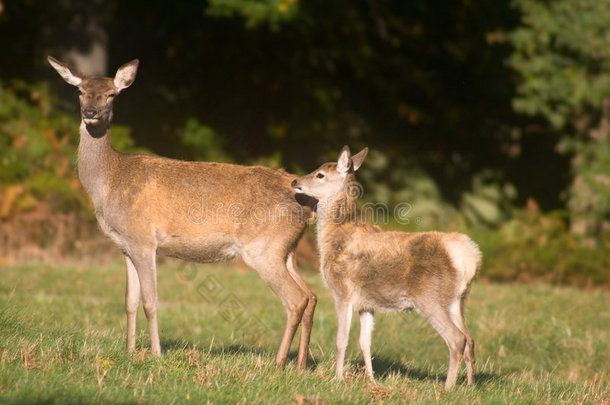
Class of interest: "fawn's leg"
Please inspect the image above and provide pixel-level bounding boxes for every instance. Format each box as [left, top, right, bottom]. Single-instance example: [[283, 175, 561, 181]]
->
[[335, 299, 353, 379], [359, 310, 375, 381], [450, 297, 475, 385]]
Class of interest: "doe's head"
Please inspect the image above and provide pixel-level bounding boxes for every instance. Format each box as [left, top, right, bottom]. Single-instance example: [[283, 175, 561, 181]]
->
[[292, 145, 368, 201], [48, 56, 139, 126]]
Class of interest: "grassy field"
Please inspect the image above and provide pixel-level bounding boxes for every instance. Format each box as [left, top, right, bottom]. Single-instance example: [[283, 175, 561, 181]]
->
[[0, 261, 608, 404]]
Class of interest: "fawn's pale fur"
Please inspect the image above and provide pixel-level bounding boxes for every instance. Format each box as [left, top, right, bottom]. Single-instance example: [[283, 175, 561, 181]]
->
[[48, 56, 317, 369], [292, 146, 481, 389]]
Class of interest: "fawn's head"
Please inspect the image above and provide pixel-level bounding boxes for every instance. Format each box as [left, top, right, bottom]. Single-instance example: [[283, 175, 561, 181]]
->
[[292, 146, 368, 202], [48, 56, 139, 127]]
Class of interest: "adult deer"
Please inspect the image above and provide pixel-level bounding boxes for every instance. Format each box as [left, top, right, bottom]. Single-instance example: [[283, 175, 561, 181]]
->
[[292, 146, 481, 389], [48, 56, 317, 369]]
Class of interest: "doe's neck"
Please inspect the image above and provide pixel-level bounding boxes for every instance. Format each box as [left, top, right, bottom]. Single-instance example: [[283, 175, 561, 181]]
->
[[77, 120, 118, 204]]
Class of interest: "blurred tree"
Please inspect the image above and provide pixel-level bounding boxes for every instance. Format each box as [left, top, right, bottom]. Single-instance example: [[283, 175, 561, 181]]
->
[[0, 0, 115, 77], [509, 0, 610, 240]]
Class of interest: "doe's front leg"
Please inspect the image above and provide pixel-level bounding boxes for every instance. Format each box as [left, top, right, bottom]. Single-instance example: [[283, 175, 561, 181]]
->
[[128, 250, 161, 356], [124, 256, 141, 353]]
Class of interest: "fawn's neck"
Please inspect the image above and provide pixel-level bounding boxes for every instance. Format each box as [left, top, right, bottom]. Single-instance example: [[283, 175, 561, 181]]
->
[[316, 191, 358, 265], [77, 121, 118, 205]]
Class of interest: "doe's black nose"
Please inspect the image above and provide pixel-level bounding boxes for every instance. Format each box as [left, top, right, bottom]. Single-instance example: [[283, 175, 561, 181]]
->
[[291, 179, 297, 187], [83, 108, 97, 118]]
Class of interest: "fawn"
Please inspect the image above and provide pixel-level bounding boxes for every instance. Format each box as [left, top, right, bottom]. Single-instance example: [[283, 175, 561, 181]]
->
[[291, 146, 481, 389], [48, 56, 317, 369]]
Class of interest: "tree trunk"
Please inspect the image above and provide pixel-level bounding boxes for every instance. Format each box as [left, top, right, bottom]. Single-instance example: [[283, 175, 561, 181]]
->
[[38, 0, 114, 76]]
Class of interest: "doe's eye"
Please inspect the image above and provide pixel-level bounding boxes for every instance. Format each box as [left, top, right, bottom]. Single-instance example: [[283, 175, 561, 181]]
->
[[316, 172, 325, 179]]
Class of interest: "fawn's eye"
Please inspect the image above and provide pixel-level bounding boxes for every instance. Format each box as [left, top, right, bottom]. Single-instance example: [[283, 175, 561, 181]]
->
[[316, 172, 325, 179], [107, 93, 116, 98]]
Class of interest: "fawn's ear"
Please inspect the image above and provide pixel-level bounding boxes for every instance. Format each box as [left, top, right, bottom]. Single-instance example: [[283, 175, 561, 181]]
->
[[48, 56, 83, 86], [114, 59, 139, 92], [351, 147, 368, 172], [337, 145, 352, 174]]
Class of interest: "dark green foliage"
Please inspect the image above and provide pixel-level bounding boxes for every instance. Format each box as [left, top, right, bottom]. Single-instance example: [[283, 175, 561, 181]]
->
[[179, 117, 232, 163], [473, 209, 610, 286], [509, 0, 610, 128], [0, 82, 70, 179], [0, 81, 80, 214], [207, 0, 300, 29], [509, 0, 610, 238]]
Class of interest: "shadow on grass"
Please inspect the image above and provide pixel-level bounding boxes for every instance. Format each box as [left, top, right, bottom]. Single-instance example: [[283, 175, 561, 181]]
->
[[161, 338, 323, 370], [371, 355, 499, 386], [161, 338, 498, 385], [162, 338, 265, 355]]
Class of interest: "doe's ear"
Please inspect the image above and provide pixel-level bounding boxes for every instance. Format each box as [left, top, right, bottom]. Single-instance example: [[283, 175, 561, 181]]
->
[[337, 145, 352, 174], [114, 59, 139, 92], [47, 56, 83, 86], [350, 147, 368, 172]]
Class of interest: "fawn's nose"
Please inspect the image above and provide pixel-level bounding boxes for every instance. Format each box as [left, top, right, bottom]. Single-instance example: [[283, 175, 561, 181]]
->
[[291, 179, 298, 187], [83, 108, 97, 118]]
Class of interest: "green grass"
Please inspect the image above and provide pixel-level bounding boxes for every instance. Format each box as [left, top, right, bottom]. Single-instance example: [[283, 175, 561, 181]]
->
[[0, 261, 608, 404]]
